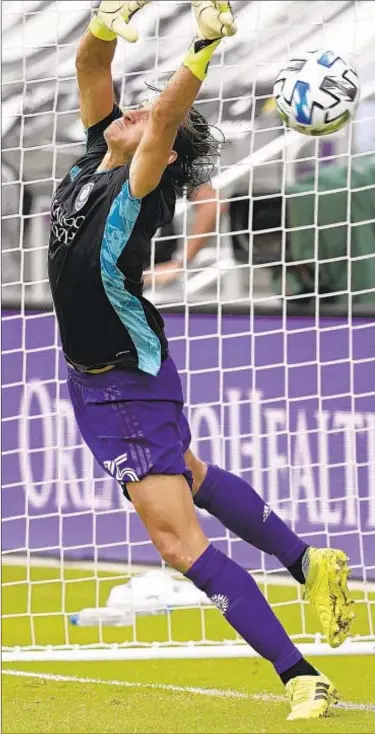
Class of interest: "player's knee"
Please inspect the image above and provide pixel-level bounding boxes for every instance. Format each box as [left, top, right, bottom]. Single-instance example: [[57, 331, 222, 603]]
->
[[184, 449, 207, 495], [152, 530, 207, 573], [153, 533, 189, 571]]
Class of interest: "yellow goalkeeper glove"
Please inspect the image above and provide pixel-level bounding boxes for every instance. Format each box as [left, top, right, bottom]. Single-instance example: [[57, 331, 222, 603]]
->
[[184, 1, 237, 81], [89, 1, 150, 43], [192, 1, 237, 39]]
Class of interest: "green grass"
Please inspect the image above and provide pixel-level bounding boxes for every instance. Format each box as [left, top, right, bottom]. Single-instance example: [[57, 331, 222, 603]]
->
[[2, 564, 375, 733]]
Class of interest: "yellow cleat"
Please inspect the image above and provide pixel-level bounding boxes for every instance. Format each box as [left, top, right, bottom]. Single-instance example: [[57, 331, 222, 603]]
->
[[286, 674, 338, 720], [303, 547, 355, 648]]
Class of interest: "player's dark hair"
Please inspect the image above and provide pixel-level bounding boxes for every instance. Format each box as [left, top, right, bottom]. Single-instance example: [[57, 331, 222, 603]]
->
[[146, 84, 223, 197], [170, 107, 223, 196]]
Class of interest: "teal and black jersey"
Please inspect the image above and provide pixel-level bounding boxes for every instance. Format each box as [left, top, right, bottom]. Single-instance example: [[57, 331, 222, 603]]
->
[[48, 106, 176, 376]]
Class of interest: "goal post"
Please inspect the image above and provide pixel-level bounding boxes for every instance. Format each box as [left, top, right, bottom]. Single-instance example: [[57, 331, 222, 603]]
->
[[2, 0, 375, 663]]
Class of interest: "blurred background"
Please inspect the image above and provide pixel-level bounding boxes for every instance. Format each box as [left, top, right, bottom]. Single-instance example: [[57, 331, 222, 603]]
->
[[2, 0, 375, 313]]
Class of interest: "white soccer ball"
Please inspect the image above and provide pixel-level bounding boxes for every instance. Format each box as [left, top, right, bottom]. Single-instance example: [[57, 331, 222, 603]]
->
[[273, 50, 360, 136]]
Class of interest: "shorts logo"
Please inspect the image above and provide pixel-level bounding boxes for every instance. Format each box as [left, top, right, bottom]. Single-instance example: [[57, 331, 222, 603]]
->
[[74, 182, 95, 211], [103, 453, 139, 483]]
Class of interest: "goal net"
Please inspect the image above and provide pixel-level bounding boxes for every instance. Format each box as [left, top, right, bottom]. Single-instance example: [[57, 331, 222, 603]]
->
[[2, 0, 375, 663]]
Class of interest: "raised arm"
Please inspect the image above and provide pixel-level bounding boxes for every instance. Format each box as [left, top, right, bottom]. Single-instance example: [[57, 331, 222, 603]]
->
[[130, 2, 236, 198], [129, 62, 207, 199], [75, 1, 149, 129], [75, 31, 117, 129], [75, 0, 236, 192]]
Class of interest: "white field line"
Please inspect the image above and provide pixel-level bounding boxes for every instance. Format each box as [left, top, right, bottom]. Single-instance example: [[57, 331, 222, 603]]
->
[[2, 554, 375, 592], [3, 670, 375, 713]]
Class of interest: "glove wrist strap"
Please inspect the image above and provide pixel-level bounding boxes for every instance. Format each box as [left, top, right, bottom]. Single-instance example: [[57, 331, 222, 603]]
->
[[183, 37, 221, 81], [89, 14, 117, 42]]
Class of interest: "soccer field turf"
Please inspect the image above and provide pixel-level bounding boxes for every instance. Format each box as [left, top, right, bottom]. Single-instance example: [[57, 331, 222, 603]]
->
[[2, 564, 375, 733]]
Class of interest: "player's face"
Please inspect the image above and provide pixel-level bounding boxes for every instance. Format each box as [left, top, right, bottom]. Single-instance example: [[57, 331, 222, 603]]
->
[[105, 105, 151, 158]]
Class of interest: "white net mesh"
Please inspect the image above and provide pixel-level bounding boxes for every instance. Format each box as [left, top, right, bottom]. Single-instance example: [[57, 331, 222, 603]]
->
[[2, 0, 375, 661]]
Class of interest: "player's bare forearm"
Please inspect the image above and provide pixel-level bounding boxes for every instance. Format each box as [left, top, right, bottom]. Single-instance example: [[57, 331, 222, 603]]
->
[[76, 29, 117, 72], [75, 2, 149, 131], [130, 65, 207, 198], [150, 66, 202, 131], [75, 30, 117, 129], [130, 2, 237, 197]]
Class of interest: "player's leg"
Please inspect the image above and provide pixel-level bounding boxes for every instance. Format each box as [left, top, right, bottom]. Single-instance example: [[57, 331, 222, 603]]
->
[[128, 475, 308, 670], [177, 419, 306, 573], [186, 449, 308, 573], [184, 446, 355, 648], [67, 368, 336, 720], [126, 473, 338, 720], [67, 367, 305, 675]]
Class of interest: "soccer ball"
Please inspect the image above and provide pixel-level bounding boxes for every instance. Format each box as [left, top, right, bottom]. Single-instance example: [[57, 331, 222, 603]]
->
[[273, 50, 360, 136]]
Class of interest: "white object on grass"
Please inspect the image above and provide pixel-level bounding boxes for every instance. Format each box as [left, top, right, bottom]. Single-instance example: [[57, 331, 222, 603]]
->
[[69, 570, 210, 627]]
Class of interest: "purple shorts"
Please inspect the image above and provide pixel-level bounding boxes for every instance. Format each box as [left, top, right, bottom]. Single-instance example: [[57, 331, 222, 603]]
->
[[67, 356, 192, 496]]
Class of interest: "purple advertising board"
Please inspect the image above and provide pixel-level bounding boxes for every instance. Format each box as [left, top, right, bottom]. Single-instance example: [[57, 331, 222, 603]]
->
[[2, 310, 375, 579]]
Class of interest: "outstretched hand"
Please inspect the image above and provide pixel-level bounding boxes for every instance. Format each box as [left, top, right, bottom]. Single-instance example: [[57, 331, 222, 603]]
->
[[96, 1, 150, 43], [192, 1, 237, 40]]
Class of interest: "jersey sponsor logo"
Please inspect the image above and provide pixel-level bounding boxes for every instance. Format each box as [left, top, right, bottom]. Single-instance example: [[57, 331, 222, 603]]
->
[[50, 198, 85, 246], [74, 181, 95, 212], [103, 452, 139, 483]]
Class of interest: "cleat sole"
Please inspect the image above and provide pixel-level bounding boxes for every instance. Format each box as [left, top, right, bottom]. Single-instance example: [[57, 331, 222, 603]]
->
[[326, 551, 355, 646], [304, 548, 356, 648]]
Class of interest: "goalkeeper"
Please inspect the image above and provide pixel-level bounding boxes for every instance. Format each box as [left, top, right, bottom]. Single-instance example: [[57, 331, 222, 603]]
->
[[48, 1, 354, 721]]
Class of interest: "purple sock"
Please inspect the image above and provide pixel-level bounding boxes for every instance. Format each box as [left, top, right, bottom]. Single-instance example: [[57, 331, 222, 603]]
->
[[186, 544, 302, 674], [194, 465, 307, 569]]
